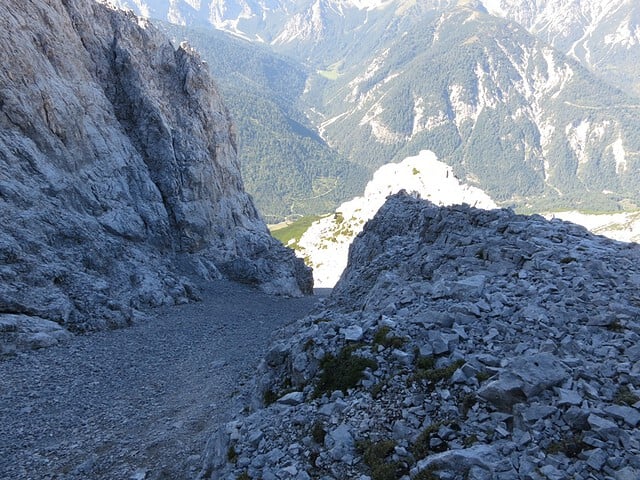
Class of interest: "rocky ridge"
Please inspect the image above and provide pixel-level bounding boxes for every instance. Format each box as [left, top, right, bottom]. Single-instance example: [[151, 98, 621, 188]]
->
[[295, 150, 496, 288], [203, 192, 640, 480], [483, 0, 640, 96], [0, 0, 311, 345]]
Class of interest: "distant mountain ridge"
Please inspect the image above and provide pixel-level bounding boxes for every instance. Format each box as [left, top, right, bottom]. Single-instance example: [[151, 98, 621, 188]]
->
[[315, 6, 640, 211], [108, 0, 640, 215], [484, 0, 640, 96], [110, 0, 640, 93]]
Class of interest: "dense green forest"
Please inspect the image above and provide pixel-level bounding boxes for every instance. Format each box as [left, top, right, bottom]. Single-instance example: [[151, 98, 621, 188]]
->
[[159, 23, 369, 222]]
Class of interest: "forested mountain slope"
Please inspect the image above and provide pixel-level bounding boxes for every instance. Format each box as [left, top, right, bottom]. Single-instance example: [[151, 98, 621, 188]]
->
[[315, 6, 640, 211], [112, 0, 640, 98], [159, 23, 367, 221], [109, 0, 640, 215]]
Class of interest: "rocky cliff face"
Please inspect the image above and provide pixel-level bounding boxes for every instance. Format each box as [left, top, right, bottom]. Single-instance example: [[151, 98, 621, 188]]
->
[[0, 0, 311, 339], [484, 0, 640, 95], [203, 193, 640, 479]]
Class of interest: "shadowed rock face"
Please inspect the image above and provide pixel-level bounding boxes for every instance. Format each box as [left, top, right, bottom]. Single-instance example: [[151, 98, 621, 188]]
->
[[0, 0, 311, 333]]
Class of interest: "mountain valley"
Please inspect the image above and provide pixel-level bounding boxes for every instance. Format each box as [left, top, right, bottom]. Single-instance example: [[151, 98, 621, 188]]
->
[[110, 0, 640, 221], [157, 22, 369, 221], [3, 1, 640, 480]]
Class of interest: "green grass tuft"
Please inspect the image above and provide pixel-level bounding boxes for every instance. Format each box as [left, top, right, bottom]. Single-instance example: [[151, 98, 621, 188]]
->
[[270, 215, 324, 247], [546, 434, 585, 458], [475, 370, 493, 382], [614, 385, 640, 406], [373, 326, 406, 349], [311, 420, 326, 444], [313, 347, 377, 398], [227, 445, 238, 463], [357, 439, 407, 480], [412, 468, 439, 480], [413, 359, 465, 384], [411, 421, 449, 459]]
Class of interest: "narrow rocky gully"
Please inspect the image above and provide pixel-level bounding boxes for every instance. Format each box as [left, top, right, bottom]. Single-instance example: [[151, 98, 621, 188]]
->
[[0, 280, 324, 480]]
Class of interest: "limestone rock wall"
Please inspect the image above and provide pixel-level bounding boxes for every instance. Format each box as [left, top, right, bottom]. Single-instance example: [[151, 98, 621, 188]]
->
[[0, 0, 311, 334]]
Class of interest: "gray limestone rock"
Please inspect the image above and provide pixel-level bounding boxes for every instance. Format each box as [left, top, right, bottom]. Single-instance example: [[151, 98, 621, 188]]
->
[[342, 325, 364, 342], [585, 448, 608, 470], [0, 314, 73, 355], [615, 467, 640, 480], [478, 354, 567, 409], [413, 444, 496, 475], [203, 193, 640, 480], [588, 413, 618, 431], [0, 0, 312, 336], [326, 424, 354, 462], [509, 353, 568, 398], [556, 388, 582, 406], [603, 405, 640, 427], [277, 392, 305, 406], [478, 374, 527, 410]]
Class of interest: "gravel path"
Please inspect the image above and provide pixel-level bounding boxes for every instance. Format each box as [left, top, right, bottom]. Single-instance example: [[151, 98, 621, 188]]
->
[[0, 280, 323, 480]]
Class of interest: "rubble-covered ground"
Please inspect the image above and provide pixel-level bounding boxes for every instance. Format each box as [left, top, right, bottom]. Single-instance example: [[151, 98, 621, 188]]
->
[[0, 280, 320, 480], [202, 193, 640, 480]]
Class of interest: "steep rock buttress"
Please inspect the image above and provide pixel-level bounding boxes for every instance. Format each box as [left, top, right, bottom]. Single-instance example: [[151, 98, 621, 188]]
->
[[0, 0, 312, 336]]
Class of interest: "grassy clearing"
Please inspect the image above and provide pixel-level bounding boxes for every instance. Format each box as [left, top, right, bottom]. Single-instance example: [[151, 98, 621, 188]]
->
[[269, 215, 324, 246], [318, 61, 343, 80]]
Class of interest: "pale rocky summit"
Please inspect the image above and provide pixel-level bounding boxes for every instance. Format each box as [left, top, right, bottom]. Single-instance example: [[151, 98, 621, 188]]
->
[[204, 192, 640, 480], [545, 210, 640, 245], [295, 150, 496, 288], [0, 0, 311, 340]]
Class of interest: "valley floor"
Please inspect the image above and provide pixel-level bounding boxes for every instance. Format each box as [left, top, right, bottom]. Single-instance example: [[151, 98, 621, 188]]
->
[[0, 280, 323, 480]]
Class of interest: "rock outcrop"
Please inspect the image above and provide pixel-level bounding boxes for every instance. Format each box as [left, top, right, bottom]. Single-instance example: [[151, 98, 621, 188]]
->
[[294, 150, 496, 288], [203, 192, 640, 480], [0, 0, 311, 338]]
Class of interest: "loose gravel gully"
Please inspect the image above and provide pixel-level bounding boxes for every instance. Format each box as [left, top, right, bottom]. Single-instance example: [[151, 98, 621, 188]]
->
[[0, 280, 324, 480]]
